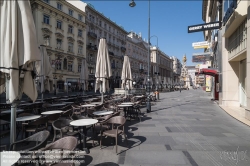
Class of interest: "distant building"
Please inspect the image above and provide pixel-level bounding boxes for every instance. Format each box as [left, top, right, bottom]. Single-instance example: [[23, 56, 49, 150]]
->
[[171, 56, 182, 84], [186, 66, 196, 87]]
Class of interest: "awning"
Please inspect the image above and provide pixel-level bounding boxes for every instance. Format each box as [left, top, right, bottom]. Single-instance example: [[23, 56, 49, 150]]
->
[[199, 68, 218, 77]]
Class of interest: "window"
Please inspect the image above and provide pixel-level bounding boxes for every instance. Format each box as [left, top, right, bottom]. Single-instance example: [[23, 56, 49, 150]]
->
[[43, 15, 50, 24], [78, 29, 82, 37], [57, 3, 62, 10], [78, 14, 82, 21], [69, 9, 73, 16], [89, 54, 93, 62], [43, 0, 49, 3], [78, 64, 81, 72], [63, 58, 67, 70], [68, 25, 73, 33], [56, 39, 62, 49], [44, 36, 50, 46], [78, 45, 83, 54], [56, 20, 62, 29], [99, 21, 102, 27], [68, 62, 73, 71], [56, 61, 61, 70], [68, 42, 73, 52]]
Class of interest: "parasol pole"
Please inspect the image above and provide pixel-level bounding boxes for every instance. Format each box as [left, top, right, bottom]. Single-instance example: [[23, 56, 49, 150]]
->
[[101, 81, 104, 104], [6, 74, 17, 145]]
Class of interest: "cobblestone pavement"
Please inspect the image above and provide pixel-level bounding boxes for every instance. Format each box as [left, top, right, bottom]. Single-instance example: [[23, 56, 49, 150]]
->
[[83, 89, 250, 166]]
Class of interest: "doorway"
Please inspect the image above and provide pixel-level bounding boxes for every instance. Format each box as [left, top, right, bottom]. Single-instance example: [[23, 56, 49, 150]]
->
[[239, 59, 247, 107]]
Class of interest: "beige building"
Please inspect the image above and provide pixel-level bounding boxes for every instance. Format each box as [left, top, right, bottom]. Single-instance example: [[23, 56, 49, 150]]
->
[[202, 0, 250, 120], [81, 3, 128, 89], [126, 32, 148, 87], [31, 0, 87, 92], [151, 47, 173, 87]]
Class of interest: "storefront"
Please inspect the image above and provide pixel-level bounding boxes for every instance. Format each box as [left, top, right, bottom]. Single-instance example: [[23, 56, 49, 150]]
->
[[199, 68, 219, 100]]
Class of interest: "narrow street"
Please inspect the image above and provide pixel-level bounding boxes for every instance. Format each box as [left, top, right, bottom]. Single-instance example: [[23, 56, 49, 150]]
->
[[85, 89, 250, 166]]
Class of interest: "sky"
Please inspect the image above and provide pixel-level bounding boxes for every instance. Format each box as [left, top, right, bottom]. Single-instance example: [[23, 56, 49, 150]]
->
[[83, 0, 205, 66]]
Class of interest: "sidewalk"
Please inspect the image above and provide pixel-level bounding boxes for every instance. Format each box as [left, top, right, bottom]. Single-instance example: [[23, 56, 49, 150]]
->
[[219, 105, 250, 127], [84, 89, 250, 166]]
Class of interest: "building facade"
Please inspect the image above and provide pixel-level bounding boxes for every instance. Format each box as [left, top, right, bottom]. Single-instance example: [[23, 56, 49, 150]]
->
[[126, 32, 148, 87], [151, 47, 173, 87], [202, 0, 250, 120], [83, 3, 128, 89], [171, 56, 182, 84], [31, 0, 87, 92], [187, 66, 196, 87]]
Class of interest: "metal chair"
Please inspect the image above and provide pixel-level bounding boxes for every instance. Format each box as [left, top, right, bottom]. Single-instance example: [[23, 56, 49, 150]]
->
[[100, 116, 128, 154], [10, 130, 50, 151], [37, 136, 78, 166]]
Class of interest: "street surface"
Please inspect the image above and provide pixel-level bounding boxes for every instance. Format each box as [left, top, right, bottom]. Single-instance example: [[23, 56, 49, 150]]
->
[[84, 89, 250, 166]]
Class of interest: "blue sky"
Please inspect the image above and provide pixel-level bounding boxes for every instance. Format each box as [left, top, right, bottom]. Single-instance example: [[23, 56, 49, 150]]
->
[[83, 0, 205, 66]]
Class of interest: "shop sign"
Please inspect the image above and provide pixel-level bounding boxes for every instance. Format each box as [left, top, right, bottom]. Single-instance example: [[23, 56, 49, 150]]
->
[[192, 52, 211, 62], [192, 41, 210, 49], [188, 22, 221, 33]]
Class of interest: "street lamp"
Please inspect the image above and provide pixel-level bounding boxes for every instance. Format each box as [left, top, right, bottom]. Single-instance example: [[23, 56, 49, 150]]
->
[[150, 35, 159, 99], [129, 0, 151, 113]]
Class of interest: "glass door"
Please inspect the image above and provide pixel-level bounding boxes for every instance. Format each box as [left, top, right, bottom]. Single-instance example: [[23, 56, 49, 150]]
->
[[239, 59, 247, 107]]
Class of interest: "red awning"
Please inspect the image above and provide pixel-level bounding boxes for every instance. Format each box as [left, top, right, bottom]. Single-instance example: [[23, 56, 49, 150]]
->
[[199, 68, 218, 77]]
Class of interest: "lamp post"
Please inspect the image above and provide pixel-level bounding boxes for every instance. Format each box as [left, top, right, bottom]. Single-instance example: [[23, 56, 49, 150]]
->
[[150, 35, 159, 99], [129, 0, 151, 113]]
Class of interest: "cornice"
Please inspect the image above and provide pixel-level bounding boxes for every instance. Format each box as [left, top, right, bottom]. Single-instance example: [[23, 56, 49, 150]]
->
[[31, 0, 86, 29], [86, 6, 128, 34]]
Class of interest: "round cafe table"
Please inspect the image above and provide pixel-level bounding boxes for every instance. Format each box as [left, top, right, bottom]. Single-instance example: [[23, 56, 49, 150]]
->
[[1, 109, 24, 114], [93, 110, 113, 116], [117, 104, 133, 119], [70, 119, 98, 154], [62, 102, 74, 105], [91, 102, 102, 105], [41, 110, 63, 115], [121, 102, 134, 105], [80, 104, 96, 108], [16, 115, 41, 122], [0, 151, 21, 166]]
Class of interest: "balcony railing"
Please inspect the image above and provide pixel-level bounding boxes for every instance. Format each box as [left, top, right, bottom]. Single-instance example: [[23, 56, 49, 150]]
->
[[121, 46, 126, 52], [108, 51, 114, 56], [88, 32, 97, 39], [87, 43, 98, 51]]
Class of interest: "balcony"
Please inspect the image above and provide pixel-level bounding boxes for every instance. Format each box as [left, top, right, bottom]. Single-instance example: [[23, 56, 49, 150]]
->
[[89, 74, 95, 80], [88, 32, 97, 39], [111, 63, 116, 69], [109, 51, 114, 56], [87, 43, 98, 51], [121, 46, 126, 52]]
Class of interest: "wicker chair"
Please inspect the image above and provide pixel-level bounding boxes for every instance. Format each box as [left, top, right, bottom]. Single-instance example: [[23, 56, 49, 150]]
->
[[100, 116, 128, 153], [71, 104, 81, 116], [47, 113, 61, 131], [24, 117, 48, 137], [37, 136, 78, 166], [17, 113, 34, 139], [10, 130, 50, 151], [52, 119, 81, 142], [60, 108, 73, 120]]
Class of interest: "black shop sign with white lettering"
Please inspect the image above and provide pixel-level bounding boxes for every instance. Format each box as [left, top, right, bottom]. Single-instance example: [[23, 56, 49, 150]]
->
[[188, 21, 221, 33]]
